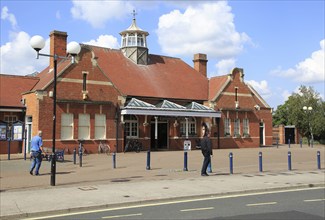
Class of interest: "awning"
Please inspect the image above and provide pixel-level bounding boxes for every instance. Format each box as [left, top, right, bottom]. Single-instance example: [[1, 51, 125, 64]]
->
[[121, 98, 221, 118]]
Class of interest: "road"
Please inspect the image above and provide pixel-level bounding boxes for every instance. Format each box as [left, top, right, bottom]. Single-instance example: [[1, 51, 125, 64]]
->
[[26, 187, 325, 220]]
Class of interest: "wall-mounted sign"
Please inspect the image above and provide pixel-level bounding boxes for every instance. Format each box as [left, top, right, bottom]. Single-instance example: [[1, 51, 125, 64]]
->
[[0, 124, 7, 140], [12, 121, 24, 141]]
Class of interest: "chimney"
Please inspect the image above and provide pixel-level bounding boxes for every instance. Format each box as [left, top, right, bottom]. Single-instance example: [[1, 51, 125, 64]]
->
[[193, 53, 208, 77], [49, 30, 68, 69]]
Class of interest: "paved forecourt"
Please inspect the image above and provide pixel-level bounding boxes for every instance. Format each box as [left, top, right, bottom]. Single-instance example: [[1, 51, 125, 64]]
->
[[0, 144, 324, 219]]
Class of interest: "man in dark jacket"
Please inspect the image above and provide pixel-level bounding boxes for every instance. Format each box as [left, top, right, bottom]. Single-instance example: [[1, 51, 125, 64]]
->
[[201, 122, 212, 176]]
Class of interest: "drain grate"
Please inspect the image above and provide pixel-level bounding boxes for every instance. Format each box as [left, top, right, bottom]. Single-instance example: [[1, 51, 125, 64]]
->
[[78, 186, 98, 191]]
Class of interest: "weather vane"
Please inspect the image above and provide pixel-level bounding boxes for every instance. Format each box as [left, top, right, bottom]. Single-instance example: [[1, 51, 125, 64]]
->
[[132, 9, 137, 19]]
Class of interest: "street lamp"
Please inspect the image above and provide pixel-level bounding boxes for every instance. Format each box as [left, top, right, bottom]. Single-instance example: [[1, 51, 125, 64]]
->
[[303, 106, 313, 148], [30, 35, 81, 186]]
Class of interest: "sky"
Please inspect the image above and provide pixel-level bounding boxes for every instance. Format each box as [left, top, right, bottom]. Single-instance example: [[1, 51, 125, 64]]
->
[[1, 0, 324, 110]]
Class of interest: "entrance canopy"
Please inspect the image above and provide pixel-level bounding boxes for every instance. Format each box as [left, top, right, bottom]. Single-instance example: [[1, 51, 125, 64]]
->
[[121, 98, 221, 118]]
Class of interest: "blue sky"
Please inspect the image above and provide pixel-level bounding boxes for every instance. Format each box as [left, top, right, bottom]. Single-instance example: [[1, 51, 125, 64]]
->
[[1, 0, 324, 109]]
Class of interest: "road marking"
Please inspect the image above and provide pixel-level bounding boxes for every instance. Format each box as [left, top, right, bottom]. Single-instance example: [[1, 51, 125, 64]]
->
[[102, 213, 142, 219], [304, 199, 325, 202], [246, 202, 277, 206], [24, 187, 324, 220], [180, 207, 214, 212]]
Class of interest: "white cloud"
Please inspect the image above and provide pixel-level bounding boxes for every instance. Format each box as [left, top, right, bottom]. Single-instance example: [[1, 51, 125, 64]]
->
[[71, 0, 134, 28], [246, 80, 272, 99], [271, 39, 325, 84], [215, 58, 236, 75], [1, 6, 18, 29], [0, 31, 49, 75], [156, 2, 250, 59], [83, 35, 119, 49]]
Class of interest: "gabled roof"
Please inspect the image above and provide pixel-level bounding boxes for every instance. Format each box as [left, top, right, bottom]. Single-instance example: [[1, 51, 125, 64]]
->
[[31, 59, 71, 91], [156, 100, 186, 110], [91, 46, 209, 101], [209, 75, 230, 101], [0, 74, 39, 108]]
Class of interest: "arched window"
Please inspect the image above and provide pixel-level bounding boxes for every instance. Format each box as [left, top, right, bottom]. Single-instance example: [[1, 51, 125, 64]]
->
[[180, 117, 196, 136], [124, 115, 138, 138]]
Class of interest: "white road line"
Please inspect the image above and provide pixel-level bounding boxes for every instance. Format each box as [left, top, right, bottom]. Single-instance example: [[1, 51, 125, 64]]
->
[[246, 202, 277, 206], [180, 207, 214, 212], [102, 213, 142, 219], [23, 187, 324, 220], [304, 199, 325, 202]]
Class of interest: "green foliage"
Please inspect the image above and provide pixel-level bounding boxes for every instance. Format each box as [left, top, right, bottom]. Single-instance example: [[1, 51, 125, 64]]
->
[[273, 85, 325, 142]]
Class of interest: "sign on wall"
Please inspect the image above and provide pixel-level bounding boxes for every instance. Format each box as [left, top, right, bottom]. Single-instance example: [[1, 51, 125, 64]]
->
[[0, 124, 7, 140]]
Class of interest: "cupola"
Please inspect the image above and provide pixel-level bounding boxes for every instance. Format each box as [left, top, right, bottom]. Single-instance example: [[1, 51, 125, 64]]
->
[[119, 10, 149, 65]]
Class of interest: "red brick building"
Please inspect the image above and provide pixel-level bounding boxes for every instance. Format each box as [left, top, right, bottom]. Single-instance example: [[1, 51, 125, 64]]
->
[[1, 18, 273, 154]]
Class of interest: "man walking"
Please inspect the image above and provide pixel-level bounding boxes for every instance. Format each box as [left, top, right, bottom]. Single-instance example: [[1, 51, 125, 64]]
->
[[30, 130, 43, 176]]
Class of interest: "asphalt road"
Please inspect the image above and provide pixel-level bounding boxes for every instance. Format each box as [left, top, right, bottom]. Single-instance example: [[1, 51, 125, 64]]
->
[[25, 187, 325, 220]]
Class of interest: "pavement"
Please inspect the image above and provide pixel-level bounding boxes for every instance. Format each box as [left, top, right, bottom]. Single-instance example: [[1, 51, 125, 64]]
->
[[0, 144, 324, 219]]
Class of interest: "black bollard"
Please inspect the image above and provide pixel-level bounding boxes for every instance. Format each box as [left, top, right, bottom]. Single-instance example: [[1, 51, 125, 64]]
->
[[288, 151, 292, 171], [317, 151, 321, 170], [79, 145, 82, 167], [73, 148, 76, 164], [259, 152, 263, 172], [112, 152, 116, 169], [288, 139, 290, 148], [183, 151, 188, 171], [146, 150, 151, 170], [229, 152, 233, 174]]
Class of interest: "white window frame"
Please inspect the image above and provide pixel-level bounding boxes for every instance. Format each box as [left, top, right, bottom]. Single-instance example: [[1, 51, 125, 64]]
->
[[234, 119, 240, 136], [124, 115, 138, 138], [78, 114, 90, 140], [61, 113, 73, 140], [4, 115, 18, 124], [243, 118, 249, 135], [180, 117, 196, 136], [95, 114, 106, 140], [224, 118, 231, 136]]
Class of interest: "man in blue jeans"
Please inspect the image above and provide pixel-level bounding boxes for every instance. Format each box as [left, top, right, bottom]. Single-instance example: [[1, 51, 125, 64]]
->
[[30, 130, 43, 176]]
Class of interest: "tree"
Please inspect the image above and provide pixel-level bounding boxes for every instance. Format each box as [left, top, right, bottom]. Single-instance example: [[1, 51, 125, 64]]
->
[[273, 86, 325, 144]]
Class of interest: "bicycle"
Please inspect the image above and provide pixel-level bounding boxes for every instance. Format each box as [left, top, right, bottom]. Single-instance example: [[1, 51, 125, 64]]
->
[[124, 139, 142, 153], [98, 141, 111, 155]]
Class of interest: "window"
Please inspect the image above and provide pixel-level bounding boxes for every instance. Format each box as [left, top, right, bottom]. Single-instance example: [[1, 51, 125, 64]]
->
[[78, 114, 90, 140], [127, 33, 136, 46], [234, 119, 240, 136], [180, 118, 196, 136], [124, 115, 138, 138], [4, 115, 18, 124], [137, 35, 144, 46], [61, 113, 73, 140], [95, 114, 106, 140], [224, 118, 231, 136], [243, 118, 249, 136], [82, 73, 87, 91]]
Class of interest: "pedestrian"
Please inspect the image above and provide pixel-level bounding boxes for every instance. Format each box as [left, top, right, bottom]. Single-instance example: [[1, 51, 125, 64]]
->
[[201, 122, 212, 176], [29, 130, 43, 176]]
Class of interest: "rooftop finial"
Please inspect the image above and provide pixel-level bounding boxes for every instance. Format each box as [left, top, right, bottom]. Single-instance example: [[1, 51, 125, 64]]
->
[[132, 9, 137, 20]]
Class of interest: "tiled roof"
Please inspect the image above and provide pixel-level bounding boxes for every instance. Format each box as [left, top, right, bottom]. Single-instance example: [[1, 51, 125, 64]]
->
[[32, 60, 71, 91], [0, 74, 39, 107], [209, 75, 229, 100], [91, 47, 209, 101]]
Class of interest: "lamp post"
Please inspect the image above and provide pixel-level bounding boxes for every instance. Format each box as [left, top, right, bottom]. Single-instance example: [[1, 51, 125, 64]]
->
[[303, 106, 313, 148], [30, 35, 80, 186]]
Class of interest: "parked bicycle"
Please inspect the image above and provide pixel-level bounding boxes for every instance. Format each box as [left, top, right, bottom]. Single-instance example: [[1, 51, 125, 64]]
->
[[98, 141, 111, 155], [124, 139, 142, 153]]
